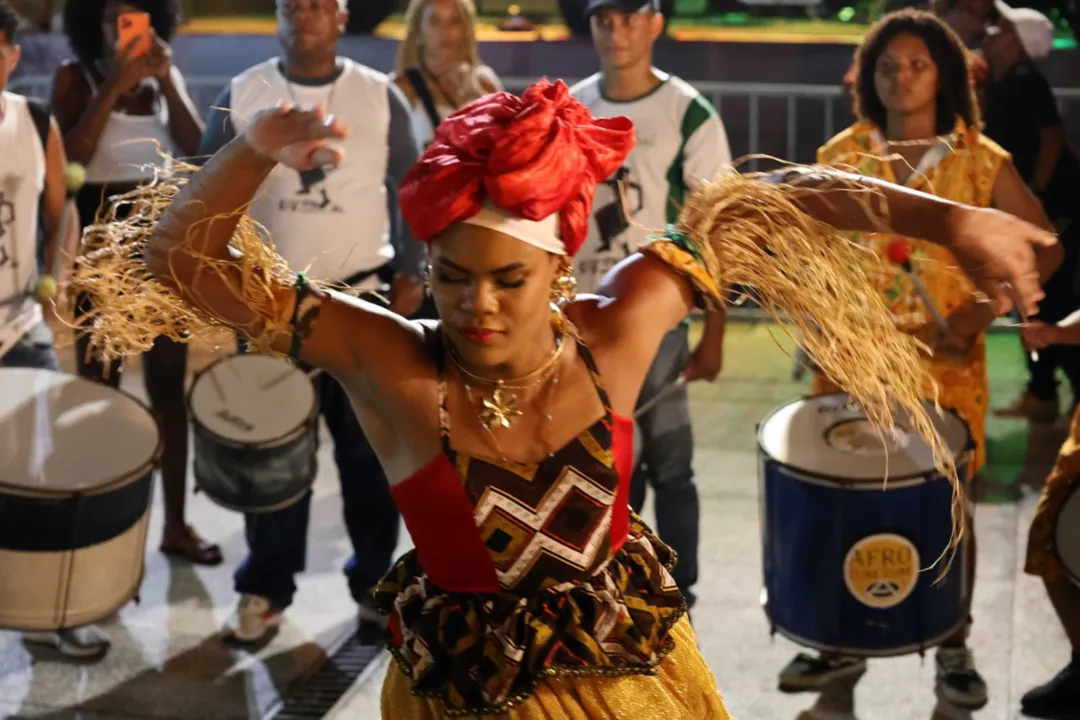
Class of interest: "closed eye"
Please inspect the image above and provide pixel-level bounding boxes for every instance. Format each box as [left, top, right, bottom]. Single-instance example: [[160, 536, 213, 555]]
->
[[434, 269, 467, 284]]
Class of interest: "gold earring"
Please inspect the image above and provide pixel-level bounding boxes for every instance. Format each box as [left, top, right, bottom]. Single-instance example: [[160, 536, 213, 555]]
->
[[550, 266, 577, 307], [549, 264, 577, 335], [424, 265, 432, 296]]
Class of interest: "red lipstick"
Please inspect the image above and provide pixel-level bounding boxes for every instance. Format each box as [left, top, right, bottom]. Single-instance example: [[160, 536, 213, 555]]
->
[[460, 328, 501, 344]]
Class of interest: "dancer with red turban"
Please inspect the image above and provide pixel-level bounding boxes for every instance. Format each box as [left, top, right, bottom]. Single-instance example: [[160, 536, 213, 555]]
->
[[71, 80, 1054, 718]]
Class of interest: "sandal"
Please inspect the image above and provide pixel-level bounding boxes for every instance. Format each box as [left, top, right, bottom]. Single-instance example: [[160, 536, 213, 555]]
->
[[161, 526, 224, 566]]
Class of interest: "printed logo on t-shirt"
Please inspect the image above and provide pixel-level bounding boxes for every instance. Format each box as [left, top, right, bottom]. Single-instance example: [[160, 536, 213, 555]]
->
[[592, 166, 643, 252], [0, 190, 16, 269], [277, 167, 344, 214]]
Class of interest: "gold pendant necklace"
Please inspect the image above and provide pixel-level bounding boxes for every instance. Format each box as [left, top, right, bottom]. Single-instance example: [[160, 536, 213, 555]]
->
[[479, 383, 521, 430], [450, 332, 568, 431]]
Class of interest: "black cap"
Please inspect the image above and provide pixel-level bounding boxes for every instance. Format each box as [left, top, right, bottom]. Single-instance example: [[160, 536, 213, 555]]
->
[[585, 0, 660, 16]]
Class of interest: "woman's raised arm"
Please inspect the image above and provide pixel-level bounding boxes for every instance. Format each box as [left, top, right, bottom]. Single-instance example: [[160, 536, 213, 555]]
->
[[78, 104, 426, 383], [588, 167, 1057, 414]]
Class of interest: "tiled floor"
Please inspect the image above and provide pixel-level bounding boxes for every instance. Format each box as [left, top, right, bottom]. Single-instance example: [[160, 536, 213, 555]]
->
[[0, 322, 1074, 719]]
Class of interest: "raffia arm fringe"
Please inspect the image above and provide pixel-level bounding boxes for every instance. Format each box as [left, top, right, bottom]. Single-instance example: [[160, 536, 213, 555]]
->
[[675, 168, 964, 575], [67, 162, 324, 363]]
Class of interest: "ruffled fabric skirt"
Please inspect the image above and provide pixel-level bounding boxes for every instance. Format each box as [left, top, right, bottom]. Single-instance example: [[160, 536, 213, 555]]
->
[[380, 616, 730, 719], [372, 516, 728, 717]]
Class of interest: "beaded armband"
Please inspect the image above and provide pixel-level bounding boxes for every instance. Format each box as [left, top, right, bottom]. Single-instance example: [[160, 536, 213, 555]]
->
[[639, 227, 724, 311], [288, 272, 323, 359]]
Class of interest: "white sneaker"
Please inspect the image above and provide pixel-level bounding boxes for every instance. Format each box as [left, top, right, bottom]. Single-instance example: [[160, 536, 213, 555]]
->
[[935, 645, 988, 710], [222, 594, 284, 644], [23, 626, 110, 660]]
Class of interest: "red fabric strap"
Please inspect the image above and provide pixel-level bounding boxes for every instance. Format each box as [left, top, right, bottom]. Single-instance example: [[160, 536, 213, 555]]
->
[[390, 454, 501, 594], [609, 413, 634, 553]]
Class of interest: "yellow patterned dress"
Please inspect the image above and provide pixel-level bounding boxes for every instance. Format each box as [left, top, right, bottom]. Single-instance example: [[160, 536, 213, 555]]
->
[[375, 320, 730, 719], [811, 120, 1009, 472]]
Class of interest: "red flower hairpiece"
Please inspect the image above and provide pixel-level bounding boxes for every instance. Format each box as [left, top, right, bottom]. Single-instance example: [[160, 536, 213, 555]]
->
[[399, 79, 635, 256]]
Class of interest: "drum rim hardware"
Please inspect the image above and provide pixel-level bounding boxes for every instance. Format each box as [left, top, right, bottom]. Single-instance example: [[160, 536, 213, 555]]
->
[[0, 368, 163, 498], [188, 353, 320, 515], [757, 392, 974, 484], [187, 353, 320, 450], [0, 367, 157, 632], [762, 611, 969, 659]]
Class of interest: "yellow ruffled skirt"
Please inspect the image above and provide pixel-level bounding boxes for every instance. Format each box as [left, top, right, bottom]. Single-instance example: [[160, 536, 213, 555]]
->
[[381, 617, 732, 719]]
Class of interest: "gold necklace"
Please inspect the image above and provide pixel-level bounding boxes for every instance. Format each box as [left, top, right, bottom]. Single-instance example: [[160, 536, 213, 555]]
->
[[449, 333, 568, 431]]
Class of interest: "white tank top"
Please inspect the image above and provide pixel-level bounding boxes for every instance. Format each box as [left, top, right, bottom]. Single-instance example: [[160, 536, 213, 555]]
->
[[230, 59, 393, 285], [0, 92, 45, 343], [80, 64, 180, 184]]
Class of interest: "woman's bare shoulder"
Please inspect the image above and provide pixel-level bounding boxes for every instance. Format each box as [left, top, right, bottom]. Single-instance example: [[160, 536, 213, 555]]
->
[[473, 65, 503, 93]]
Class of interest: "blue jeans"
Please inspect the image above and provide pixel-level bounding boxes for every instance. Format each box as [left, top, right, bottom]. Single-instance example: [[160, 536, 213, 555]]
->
[[1, 321, 61, 371], [629, 323, 699, 603], [232, 353, 400, 610]]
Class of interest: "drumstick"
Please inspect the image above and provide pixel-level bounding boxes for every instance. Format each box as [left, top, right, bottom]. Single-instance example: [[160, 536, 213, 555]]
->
[[32, 164, 86, 306], [208, 366, 227, 404], [260, 365, 324, 392], [885, 240, 949, 337], [633, 376, 687, 420], [1008, 282, 1040, 363]]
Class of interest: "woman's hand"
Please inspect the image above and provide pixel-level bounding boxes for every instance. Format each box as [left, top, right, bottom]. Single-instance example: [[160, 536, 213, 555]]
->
[[945, 205, 1058, 318], [108, 36, 157, 94], [244, 104, 349, 171], [146, 29, 173, 82], [908, 302, 993, 358], [1022, 320, 1062, 350]]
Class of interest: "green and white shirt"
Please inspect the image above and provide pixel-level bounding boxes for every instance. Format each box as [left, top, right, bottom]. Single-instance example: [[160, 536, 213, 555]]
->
[[569, 71, 731, 294]]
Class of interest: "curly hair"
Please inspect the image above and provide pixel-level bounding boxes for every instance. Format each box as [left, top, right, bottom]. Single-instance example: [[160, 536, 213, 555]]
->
[[0, 1, 19, 44], [64, 0, 180, 64], [853, 9, 979, 135]]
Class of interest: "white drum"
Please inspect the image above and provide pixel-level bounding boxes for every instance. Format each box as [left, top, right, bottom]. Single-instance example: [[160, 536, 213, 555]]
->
[[189, 353, 319, 513], [1053, 479, 1080, 586], [0, 368, 159, 631]]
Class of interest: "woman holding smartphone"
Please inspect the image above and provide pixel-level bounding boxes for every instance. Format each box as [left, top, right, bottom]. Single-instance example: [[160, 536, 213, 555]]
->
[[49, 2, 217, 566]]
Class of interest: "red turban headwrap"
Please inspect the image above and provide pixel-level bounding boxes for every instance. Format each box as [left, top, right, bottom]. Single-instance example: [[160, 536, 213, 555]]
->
[[399, 79, 635, 257]]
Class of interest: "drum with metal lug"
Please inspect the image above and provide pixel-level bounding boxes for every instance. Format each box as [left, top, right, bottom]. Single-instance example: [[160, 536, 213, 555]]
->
[[189, 353, 318, 514], [758, 392, 973, 657], [1053, 478, 1080, 587], [0, 368, 159, 631]]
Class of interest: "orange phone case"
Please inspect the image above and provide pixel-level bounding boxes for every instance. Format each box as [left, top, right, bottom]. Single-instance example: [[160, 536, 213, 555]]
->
[[117, 12, 151, 58]]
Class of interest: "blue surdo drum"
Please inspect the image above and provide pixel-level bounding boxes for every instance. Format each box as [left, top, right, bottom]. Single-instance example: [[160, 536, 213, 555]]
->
[[758, 393, 973, 657]]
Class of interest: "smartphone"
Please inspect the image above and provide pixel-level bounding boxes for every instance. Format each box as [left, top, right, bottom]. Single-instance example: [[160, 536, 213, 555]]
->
[[117, 11, 151, 58]]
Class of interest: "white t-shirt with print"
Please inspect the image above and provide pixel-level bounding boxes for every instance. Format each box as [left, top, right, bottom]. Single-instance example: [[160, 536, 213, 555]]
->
[[569, 72, 731, 294]]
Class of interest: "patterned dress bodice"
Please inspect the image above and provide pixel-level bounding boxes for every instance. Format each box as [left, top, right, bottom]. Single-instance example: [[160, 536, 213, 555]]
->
[[374, 331, 683, 717], [441, 347, 628, 596]]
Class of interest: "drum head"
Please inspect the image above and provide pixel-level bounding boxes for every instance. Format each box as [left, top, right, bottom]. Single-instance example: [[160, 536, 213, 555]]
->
[[190, 354, 316, 444], [1054, 480, 1080, 583], [0, 369, 159, 493], [758, 393, 970, 481]]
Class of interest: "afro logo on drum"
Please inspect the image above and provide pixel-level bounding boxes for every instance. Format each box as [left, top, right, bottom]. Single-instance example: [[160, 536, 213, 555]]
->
[[843, 533, 920, 609]]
